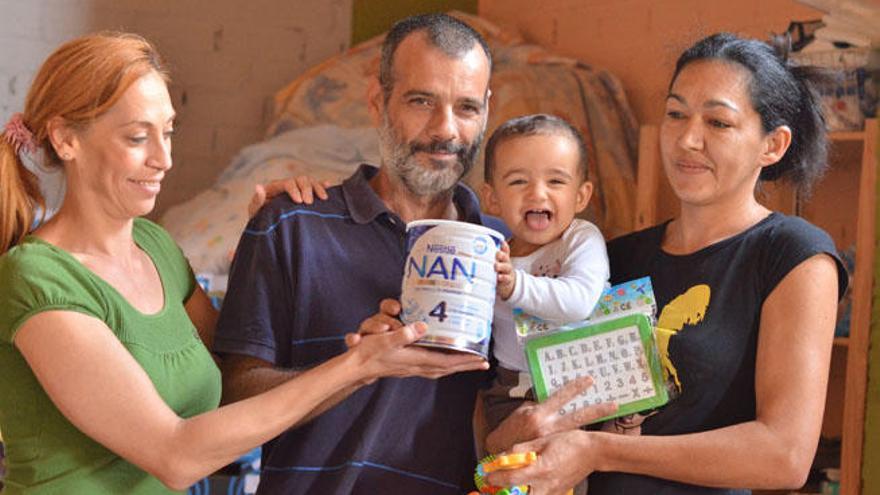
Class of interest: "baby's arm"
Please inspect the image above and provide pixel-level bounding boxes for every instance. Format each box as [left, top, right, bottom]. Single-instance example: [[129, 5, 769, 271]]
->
[[508, 222, 609, 323], [495, 242, 515, 300]]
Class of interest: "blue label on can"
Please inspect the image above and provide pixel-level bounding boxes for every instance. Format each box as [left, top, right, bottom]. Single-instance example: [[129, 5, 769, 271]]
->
[[400, 221, 503, 357]]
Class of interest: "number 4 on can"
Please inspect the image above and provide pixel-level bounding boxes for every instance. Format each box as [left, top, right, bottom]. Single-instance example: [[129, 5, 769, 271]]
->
[[429, 301, 448, 322]]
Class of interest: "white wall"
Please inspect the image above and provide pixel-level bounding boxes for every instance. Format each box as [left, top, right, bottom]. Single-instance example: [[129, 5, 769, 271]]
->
[[0, 0, 352, 216]]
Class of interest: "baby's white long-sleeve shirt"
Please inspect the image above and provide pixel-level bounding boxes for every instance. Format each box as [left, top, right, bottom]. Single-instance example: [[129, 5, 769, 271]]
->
[[493, 219, 609, 372]]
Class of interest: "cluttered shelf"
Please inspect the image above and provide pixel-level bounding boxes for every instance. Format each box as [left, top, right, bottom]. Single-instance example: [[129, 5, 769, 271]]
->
[[815, 117, 875, 495]]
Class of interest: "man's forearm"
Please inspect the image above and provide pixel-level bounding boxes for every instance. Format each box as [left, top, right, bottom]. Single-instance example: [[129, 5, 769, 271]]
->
[[221, 364, 364, 422], [221, 366, 300, 405], [300, 383, 362, 424]]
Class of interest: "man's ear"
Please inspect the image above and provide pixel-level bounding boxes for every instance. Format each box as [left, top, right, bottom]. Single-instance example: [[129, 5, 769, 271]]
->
[[46, 116, 77, 161], [575, 180, 593, 214], [758, 125, 792, 167], [367, 77, 384, 127], [480, 182, 501, 216]]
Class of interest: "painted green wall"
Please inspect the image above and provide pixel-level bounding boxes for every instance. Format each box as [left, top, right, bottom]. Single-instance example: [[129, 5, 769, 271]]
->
[[351, 0, 478, 45]]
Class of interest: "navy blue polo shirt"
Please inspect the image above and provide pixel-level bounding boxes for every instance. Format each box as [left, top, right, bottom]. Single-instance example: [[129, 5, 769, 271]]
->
[[214, 164, 506, 494]]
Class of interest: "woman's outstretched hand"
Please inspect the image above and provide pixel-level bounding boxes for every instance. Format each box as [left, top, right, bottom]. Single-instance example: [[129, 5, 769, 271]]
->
[[348, 299, 489, 383]]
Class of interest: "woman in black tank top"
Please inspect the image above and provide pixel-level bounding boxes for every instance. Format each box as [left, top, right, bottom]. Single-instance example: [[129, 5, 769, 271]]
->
[[485, 33, 847, 495]]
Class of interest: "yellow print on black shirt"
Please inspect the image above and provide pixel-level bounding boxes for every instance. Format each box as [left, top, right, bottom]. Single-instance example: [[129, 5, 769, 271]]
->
[[655, 284, 711, 391]]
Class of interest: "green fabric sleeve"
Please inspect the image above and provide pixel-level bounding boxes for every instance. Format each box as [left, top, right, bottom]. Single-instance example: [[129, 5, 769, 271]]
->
[[0, 244, 106, 344]]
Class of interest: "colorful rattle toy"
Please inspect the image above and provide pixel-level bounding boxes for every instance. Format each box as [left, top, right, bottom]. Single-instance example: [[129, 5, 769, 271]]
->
[[470, 452, 536, 495], [468, 451, 574, 495]]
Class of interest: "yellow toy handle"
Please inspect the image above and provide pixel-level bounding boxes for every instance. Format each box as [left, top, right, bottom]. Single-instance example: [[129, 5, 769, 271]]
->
[[481, 452, 538, 473]]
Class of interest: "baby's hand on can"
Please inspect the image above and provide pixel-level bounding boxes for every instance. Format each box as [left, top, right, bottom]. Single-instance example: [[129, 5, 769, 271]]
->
[[346, 299, 404, 347], [495, 242, 515, 300]]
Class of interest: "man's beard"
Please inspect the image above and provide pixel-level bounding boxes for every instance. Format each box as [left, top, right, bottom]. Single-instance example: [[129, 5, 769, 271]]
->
[[378, 113, 483, 197]]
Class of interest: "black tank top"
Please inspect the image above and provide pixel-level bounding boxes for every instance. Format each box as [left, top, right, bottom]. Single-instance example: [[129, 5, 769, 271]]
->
[[589, 213, 846, 495]]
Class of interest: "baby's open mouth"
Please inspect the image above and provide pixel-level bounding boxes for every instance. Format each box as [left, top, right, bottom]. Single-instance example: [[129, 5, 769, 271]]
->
[[525, 210, 552, 230]]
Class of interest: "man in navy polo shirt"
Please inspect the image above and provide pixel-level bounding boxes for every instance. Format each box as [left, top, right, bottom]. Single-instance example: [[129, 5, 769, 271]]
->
[[214, 13, 505, 494]]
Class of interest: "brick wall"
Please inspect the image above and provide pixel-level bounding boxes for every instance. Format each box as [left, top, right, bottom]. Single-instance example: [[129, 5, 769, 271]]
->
[[0, 0, 352, 216]]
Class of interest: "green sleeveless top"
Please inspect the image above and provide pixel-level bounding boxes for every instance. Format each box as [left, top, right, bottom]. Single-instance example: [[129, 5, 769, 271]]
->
[[0, 218, 221, 494]]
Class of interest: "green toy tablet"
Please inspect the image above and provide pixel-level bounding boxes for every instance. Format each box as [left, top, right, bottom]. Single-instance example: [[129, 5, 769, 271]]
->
[[524, 313, 668, 423]]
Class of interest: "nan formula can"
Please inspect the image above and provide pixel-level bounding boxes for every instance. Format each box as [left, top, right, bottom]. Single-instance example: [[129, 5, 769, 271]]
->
[[401, 219, 504, 358]]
